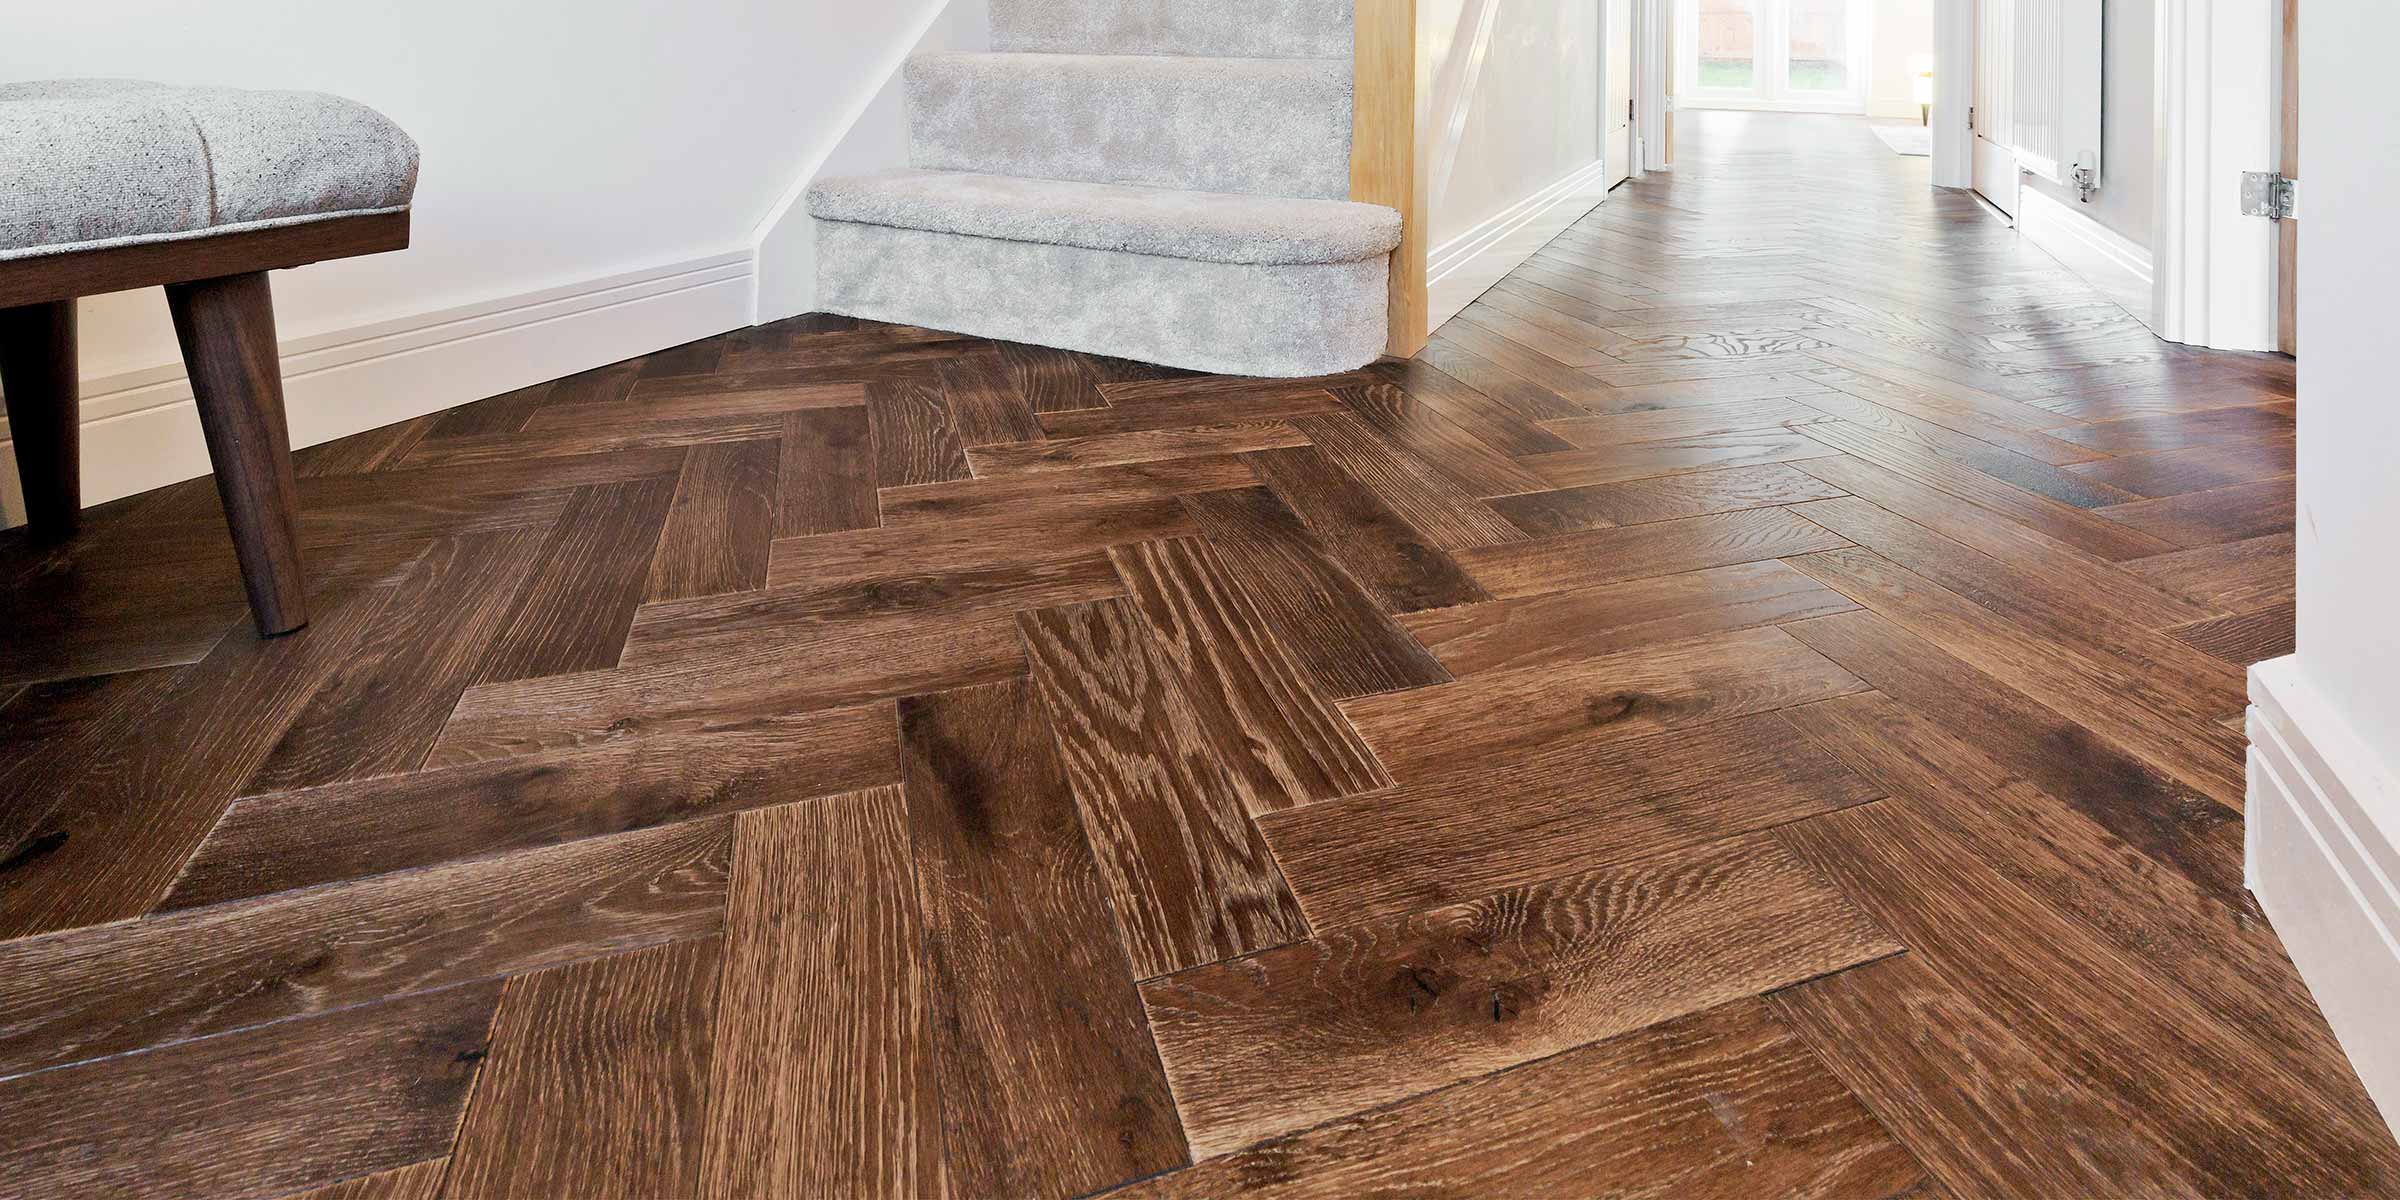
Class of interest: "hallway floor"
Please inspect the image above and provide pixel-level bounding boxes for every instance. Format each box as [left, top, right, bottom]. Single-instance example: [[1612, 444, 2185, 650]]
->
[[2, 112, 2384, 1197]]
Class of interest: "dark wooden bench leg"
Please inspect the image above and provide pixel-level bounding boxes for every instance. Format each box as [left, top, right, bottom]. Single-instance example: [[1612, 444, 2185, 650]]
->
[[165, 271, 309, 636], [0, 300, 81, 542]]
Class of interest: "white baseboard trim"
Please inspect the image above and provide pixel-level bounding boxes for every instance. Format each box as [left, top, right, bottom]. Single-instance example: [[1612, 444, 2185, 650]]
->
[[2015, 185, 2157, 331], [2247, 656, 2400, 1138], [2, 251, 757, 524], [1428, 158, 1614, 331]]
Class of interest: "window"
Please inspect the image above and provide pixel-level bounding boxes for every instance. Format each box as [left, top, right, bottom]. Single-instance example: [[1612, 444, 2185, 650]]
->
[[1678, 0, 1870, 112]]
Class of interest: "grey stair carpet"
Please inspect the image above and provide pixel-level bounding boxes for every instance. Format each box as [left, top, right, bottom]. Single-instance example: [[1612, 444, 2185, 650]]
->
[[807, 0, 1394, 377], [989, 0, 1352, 59]]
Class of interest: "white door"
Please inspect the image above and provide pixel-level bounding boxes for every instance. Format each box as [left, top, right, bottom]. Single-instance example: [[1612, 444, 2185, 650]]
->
[[1606, 0, 1635, 186], [1971, 0, 2019, 214], [1678, 0, 1869, 113]]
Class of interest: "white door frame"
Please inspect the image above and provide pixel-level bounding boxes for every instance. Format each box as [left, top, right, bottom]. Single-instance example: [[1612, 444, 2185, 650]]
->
[[1636, 0, 1673, 172], [2152, 0, 2284, 352], [1930, 0, 1972, 188], [1674, 0, 1875, 114]]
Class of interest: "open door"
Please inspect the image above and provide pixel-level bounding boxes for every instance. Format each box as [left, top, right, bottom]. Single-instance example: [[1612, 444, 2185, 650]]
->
[[1971, 0, 2019, 215], [1606, 0, 1635, 186], [2279, 0, 2298, 355]]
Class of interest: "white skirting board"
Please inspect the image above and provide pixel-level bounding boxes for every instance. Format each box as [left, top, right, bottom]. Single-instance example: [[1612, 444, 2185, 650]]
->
[[1428, 159, 1615, 332], [0, 251, 756, 525], [2247, 656, 2400, 1138], [2014, 185, 2157, 330]]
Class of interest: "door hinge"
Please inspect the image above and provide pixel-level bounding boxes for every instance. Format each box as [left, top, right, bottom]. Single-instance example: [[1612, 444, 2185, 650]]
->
[[1629, 98, 1637, 122], [1968, 104, 1976, 132], [2242, 171, 2299, 220]]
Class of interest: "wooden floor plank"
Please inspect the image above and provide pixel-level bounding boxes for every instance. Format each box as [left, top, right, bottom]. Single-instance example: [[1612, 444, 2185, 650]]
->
[[1489, 461, 1849, 536], [965, 421, 1310, 475], [776, 406, 878, 537], [1180, 487, 1452, 700], [897, 680, 1187, 1198], [1021, 597, 1312, 977], [1766, 953, 2206, 1198], [1775, 803, 2400, 1197], [0, 982, 500, 1200], [1259, 711, 1881, 927], [2125, 532, 2295, 615], [864, 377, 972, 489], [993, 338, 1107, 413], [2096, 477, 2296, 548], [2169, 600, 2298, 666], [644, 439, 781, 601], [878, 455, 1256, 526], [1786, 549, 2250, 804], [1453, 507, 1851, 599], [1794, 421, 2176, 560], [443, 938, 721, 1200], [165, 705, 894, 910], [1245, 445, 1490, 614], [1540, 397, 1833, 447], [432, 611, 1025, 766], [1140, 831, 1900, 1156], [1413, 332, 1598, 420], [1039, 386, 1344, 438], [288, 1159, 450, 1200], [1119, 999, 1929, 1200], [1351, 361, 1571, 465], [759, 497, 1197, 597], [1517, 430, 1844, 490], [0, 818, 731, 1079], [247, 530, 543, 792], [2063, 434, 2294, 498], [939, 352, 1046, 447], [700, 787, 943, 1199], [1285, 412, 1530, 549], [1398, 559, 1858, 677], [472, 476, 681, 685], [1340, 625, 1867, 781], [0, 584, 397, 939]]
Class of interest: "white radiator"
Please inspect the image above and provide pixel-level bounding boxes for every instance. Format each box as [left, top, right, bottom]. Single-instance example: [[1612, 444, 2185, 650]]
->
[[2007, 0, 2103, 189]]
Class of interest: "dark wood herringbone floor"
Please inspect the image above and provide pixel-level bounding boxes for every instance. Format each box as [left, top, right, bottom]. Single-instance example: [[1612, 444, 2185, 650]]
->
[[2, 112, 2387, 1198]]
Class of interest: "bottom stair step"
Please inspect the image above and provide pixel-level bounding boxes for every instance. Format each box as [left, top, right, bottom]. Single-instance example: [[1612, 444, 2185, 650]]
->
[[808, 170, 1399, 378]]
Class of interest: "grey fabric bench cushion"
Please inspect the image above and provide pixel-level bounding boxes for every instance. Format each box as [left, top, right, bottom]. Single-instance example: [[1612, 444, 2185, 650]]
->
[[0, 79, 419, 262]]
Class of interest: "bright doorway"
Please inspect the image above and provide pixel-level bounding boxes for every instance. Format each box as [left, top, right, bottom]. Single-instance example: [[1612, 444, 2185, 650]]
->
[[1676, 0, 1872, 112]]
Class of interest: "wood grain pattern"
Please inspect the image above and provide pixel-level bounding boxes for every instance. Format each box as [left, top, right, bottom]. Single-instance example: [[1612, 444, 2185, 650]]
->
[[645, 439, 780, 601], [1518, 430, 1845, 490], [0, 981, 492, 1200], [166, 704, 893, 909], [940, 352, 1046, 447], [1284, 412, 1530, 549], [863, 377, 972, 488], [1141, 831, 1900, 1155], [1398, 559, 1858, 677], [700, 788, 943, 1199], [1490, 461, 1849, 535], [443, 937, 722, 1199], [776, 405, 878, 537], [878, 455, 1257, 527], [285, 1159, 450, 1200], [471, 477, 680, 684], [1260, 712, 1881, 926], [1244, 444, 1489, 613], [0, 818, 731, 1078], [898, 681, 1187, 1198], [1180, 487, 1450, 699], [1120, 999, 1928, 1199], [965, 421, 1311, 475], [1340, 625, 1866, 780], [1453, 507, 1851, 599], [1022, 597, 1311, 977]]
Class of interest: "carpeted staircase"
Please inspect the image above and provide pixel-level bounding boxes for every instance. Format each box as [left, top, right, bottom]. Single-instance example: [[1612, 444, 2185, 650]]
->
[[806, 0, 1400, 378]]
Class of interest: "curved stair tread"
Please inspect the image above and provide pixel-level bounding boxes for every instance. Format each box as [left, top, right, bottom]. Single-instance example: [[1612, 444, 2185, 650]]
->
[[808, 169, 1401, 266]]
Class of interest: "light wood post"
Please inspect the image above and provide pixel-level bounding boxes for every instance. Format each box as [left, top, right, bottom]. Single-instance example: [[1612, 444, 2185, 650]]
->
[[1352, 0, 1430, 358]]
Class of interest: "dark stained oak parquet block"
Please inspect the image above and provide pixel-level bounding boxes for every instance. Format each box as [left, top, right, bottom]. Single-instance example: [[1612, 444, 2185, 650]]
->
[[1516, 429, 1846, 490], [963, 422, 1311, 476], [470, 477, 681, 685], [1283, 412, 1530, 549], [1259, 711, 1881, 927], [775, 405, 878, 538], [164, 704, 894, 909], [0, 818, 731, 1079], [700, 787, 944, 1199], [1021, 596, 1312, 977], [1452, 506, 1852, 599], [1179, 487, 1452, 700], [1139, 831, 1900, 1155], [286, 1159, 450, 1200], [1338, 625, 1867, 781], [1118, 1000, 1930, 1199], [863, 377, 972, 488], [877, 455, 1257, 527], [1244, 445, 1490, 614], [442, 937, 722, 1199], [0, 982, 500, 1200], [897, 681, 1188, 1199], [1488, 461, 1849, 536], [644, 439, 781, 601]]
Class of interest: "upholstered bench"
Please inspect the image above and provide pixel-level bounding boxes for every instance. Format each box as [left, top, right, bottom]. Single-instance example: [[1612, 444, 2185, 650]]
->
[[0, 80, 418, 635]]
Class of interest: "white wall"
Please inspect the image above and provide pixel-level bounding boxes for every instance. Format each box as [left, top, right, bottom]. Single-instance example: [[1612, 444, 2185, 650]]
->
[[2022, 0, 2153, 247], [1, 0, 951, 516], [1424, 0, 1610, 329], [1866, 0, 1934, 120]]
